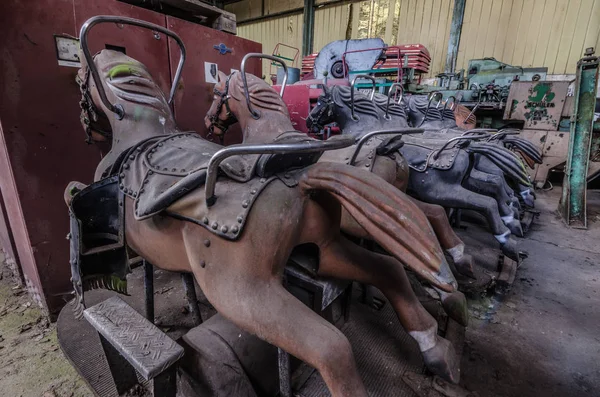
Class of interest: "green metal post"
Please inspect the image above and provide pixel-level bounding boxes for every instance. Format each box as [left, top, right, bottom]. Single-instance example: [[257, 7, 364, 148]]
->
[[445, 0, 466, 73], [559, 48, 599, 229], [302, 0, 315, 57]]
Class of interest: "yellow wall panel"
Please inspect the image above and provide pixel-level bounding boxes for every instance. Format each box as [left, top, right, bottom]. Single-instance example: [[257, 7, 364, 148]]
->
[[456, 0, 600, 74], [232, 0, 600, 79], [237, 13, 304, 80]]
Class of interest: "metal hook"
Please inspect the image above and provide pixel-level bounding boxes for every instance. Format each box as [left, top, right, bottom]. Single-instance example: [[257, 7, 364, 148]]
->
[[240, 53, 288, 119], [418, 92, 443, 127], [385, 83, 404, 119], [79, 15, 186, 120], [350, 74, 376, 120]]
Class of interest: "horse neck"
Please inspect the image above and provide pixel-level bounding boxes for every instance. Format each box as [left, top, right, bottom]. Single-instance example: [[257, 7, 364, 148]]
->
[[335, 106, 382, 139], [95, 107, 177, 181], [238, 108, 294, 144]]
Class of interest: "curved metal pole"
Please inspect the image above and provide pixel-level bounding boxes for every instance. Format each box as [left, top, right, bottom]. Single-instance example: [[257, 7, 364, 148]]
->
[[444, 95, 456, 110], [488, 129, 520, 141], [385, 83, 404, 119], [428, 91, 443, 108], [350, 74, 376, 120], [418, 91, 443, 127], [205, 137, 355, 206], [461, 128, 497, 136], [79, 15, 186, 120], [349, 128, 424, 166], [432, 135, 490, 160], [241, 53, 288, 119]]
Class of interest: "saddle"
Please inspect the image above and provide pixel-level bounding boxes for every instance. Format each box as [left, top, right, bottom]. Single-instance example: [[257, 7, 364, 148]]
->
[[320, 133, 403, 172], [399, 134, 464, 172], [119, 131, 323, 240]]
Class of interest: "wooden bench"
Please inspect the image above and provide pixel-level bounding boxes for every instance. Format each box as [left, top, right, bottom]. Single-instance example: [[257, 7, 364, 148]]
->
[[84, 296, 185, 396]]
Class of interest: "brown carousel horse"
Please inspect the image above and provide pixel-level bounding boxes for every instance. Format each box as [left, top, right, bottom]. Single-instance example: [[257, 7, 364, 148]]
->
[[68, 35, 461, 396], [204, 67, 474, 318]]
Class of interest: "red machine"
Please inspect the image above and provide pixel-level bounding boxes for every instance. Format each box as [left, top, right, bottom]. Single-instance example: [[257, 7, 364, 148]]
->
[[0, 0, 260, 315]]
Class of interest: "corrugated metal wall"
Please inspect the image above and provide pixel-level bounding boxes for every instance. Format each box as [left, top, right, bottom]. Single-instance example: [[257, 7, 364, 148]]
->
[[230, 0, 600, 78], [237, 14, 304, 79], [395, 0, 455, 77], [456, 0, 600, 75]]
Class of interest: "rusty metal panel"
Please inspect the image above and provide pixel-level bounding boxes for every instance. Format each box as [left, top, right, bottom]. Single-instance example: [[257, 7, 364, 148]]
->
[[0, 0, 84, 313], [166, 16, 262, 145], [503, 81, 569, 130], [0, 0, 174, 315]]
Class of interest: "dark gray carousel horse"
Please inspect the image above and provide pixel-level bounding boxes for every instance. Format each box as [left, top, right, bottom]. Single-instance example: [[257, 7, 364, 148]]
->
[[405, 95, 540, 209], [308, 84, 521, 260], [372, 92, 526, 233]]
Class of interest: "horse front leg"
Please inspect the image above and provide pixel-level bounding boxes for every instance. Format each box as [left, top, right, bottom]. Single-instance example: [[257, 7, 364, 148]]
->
[[409, 198, 475, 278], [318, 235, 462, 384], [415, 182, 519, 261]]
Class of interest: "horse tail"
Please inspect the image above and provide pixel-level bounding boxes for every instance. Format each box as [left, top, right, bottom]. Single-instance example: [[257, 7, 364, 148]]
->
[[468, 143, 532, 186], [298, 162, 455, 292], [502, 137, 543, 164]]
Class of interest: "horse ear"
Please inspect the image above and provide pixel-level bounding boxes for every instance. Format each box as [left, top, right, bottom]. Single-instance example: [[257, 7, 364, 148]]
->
[[321, 83, 329, 95], [217, 71, 228, 84]]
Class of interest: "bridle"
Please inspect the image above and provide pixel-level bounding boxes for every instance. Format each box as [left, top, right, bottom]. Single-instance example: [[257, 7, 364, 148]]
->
[[76, 63, 113, 144], [207, 72, 238, 142], [306, 93, 334, 130]]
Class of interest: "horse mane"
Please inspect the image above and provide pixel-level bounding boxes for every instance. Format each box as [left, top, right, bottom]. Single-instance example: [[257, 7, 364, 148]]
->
[[229, 72, 290, 117], [372, 93, 408, 119], [94, 50, 172, 114], [331, 86, 380, 119]]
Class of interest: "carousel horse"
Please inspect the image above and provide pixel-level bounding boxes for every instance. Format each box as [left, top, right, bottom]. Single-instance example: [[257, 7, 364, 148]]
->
[[309, 84, 522, 259], [69, 36, 463, 394], [204, 67, 474, 325], [405, 95, 539, 208], [372, 92, 526, 227]]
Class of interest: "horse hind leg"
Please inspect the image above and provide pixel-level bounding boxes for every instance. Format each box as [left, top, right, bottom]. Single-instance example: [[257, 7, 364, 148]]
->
[[318, 236, 462, 383], [408, 197, 475, 278], [464, 169, 523, 237], [186, 245, 367, 397]]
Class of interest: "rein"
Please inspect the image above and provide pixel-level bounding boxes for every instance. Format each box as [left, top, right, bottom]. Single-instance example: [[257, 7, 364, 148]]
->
[[207, 72, 238, 143], [77, 64, 113, 144]]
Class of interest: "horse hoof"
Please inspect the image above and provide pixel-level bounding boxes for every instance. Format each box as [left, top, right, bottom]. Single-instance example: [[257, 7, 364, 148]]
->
[[422, 337, 460, 384], [506, 219, 524, 237], [454, 254, 476, 279], [501, 237, 519, 261], [523, 196, 535, 208], [511, 206, 521, 220], [441, 291, 469, 327]]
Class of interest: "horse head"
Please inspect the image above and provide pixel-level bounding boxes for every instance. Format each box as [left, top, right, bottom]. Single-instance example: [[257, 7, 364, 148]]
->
[[310, 85, 382, 138], [77, 50, 179, 180], [306, 84, 336, 131], [76, 49, 176, 144], [205, 70, 291, 143]]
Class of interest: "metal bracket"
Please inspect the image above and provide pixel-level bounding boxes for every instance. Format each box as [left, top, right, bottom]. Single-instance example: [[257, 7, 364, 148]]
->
[[205, 136, 355, 206], [384, 82, 404, 120], [241, 53, 288, 119], [79, 15, 186, 119]]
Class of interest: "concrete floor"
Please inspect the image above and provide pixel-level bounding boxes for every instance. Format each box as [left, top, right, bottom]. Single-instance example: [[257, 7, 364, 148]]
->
[[0, 188, 598, 397], [460, 188, 600, 397]]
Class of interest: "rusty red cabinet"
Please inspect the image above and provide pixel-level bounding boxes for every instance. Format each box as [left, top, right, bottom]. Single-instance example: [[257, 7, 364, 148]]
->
[[0, 0, 261, 316]]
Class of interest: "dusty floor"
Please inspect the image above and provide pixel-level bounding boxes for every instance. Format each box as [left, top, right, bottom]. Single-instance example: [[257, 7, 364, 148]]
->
[[460, 188, 600, 397], [0, 188, 598, 397], [0, 252, 91, 397]]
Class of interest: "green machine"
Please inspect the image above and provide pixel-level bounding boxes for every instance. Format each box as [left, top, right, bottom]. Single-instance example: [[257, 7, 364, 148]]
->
[[408, 57, 548, 114]]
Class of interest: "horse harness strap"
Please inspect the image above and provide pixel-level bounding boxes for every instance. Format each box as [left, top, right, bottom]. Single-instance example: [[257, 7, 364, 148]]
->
[[208, 72, 238, 140], [77, 64, 113, 143]]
